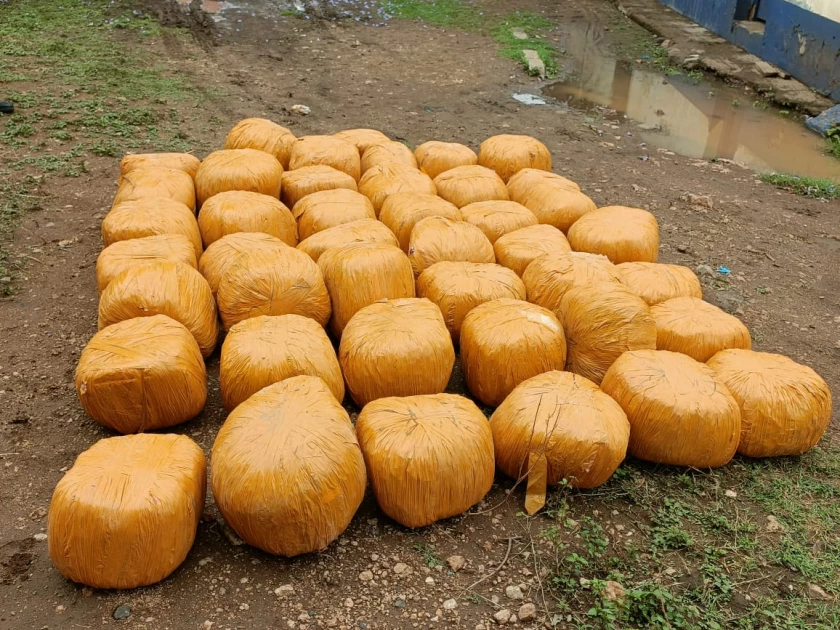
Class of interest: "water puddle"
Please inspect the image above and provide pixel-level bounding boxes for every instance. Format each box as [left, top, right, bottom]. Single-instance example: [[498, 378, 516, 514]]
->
[[177, 0, 225, 14], [544, 39, 840, 180]]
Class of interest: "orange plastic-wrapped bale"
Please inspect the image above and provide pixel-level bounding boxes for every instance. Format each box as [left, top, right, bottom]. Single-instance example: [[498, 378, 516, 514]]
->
[[334, 128, 390, 154], [478, 134, 552, 182], [507, 168, 580, 198], [211, 376, 365, 556], [433, 165, 509, 208], [407, 216, 495, 277], [357, 394, 494, 528], [460, 200, 538, 244], [96, 234, 197, 293], [491, 371, 629, 495], [292, 189, 375, 240], [197, 190, 297, 248], [102, 198, 203, 261], [199, 232, 287, 296], [461, 299, 567, 406], [113, 167, 196, 212], [120, 153, 201, 179], [99, 261, 218, 357], [568, 206, 659, 263], [220, 315, 344, 410], [216, 246, 331, 330], [414, 141, 478, 179], [513, 185, 596, 233], [76, 315, 206, 434], [318, 243, 415, 337], [602, 350, 741, 468], [493, 224, 571, 277], [358, 163, 437, 215], [523, 252, 622, 317], [195, 149, 283, 207], [339, 298, 455, 407], [281, 165, 358, 209], [559, 282, 656, 384], [289, 135, 361, 182], [379, 192, 461, 251], [707, 349, 832, 458], [361, 140, 417, 174], [416, 262, 526, 342], [651, 297, 751, 362], [49, 433, 206, 589], [224, 118, 296, 169], [616, 262, 702, 306], [297, 219, 399, 263]]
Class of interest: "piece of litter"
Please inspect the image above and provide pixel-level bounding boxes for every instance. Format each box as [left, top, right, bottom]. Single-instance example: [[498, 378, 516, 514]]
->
[[291, 104, 311, 115], [717, 266, 731, 275], [512, 93, 547, 106]]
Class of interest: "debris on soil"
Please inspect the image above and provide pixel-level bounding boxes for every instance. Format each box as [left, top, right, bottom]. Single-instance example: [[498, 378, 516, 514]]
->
[[113, 604, 131, 620]]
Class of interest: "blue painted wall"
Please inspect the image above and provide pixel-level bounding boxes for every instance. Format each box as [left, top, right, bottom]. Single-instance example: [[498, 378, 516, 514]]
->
[[658, 0, 840, 102]]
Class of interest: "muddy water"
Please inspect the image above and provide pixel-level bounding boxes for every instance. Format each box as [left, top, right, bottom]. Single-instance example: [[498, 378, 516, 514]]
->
[[544, 45, 840, 180]]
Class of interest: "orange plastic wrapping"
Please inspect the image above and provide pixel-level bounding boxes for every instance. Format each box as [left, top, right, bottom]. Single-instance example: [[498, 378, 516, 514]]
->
[[360, 140, 417, 174], [416, 262, 526, 342], [102, 198, 203, 261], [567, 206, 660, 263], [297, 219, 399, 262], [318, 243, 415, 337], [356, 394, 494, 528], [433, 165, 509, 208], [99, 261, 219, 356], [513, 184, 596, 233], [113, 167, 197, 212], [707, 349, 832, 458], [216, 246, 331, 330], [379, 192, 461, 251], [460, 200, 538, 244], [48, 433, 206, 589], [616, 262, 702, 305], [289, 135, 361, 182], [558, 282, 656, 384], [601, 350, 741, 468], [407, 216, 495, 277], [224, 118, 296, 169], [76, 315, 207, 433], [478, 134, 552, 182], [507, 168, 580, 197], [339, 298, 455, 407], [334, 128, 390, 154], [120, 153, 201, 179], [211, 376, 365, 556], [461, 299, 567, 406], [522, 252, 622, 317], [199, 232, 287, 296], [358, 163, 437, 215], [197, 190, 297, 247], [195, 149, 283, 207], [292, 189, 376, 240], [220, 315, 344, 410], [280, 165, 358, 209], [490, 371, 629, 495], [651, 296, 751, 362], [493, 224, 571, 277], [96, 234, 197, 293], [414, 141, 478, 179]]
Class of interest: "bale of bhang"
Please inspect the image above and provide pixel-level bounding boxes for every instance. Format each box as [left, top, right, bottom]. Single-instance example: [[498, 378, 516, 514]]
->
[[615, 262, 703, 306], [356, 394, 495, 528], [48, 433, 206, 589], [478, 134, 552, 182], [98, 261, 218, 357], [199, 232, 288, 297], [334, 128, 391, 155], [95, 234, 197, 293], [280, 165, 358, 209], [197, 190, 297, 248], [407, 216, 495, 277], [459, 200, 538, 244], [339, 298, 455, 407], [289, 135, 361, 182], [220, 314, 344, 410], [510, 183, 596, 233], [493, 224, 571, 277], [433, 165, 509, 208], [292, 189, 375, 240], [113, 167, 196, 212], [567, 206, 660, 263], [461, 299, 567, 406], [211, 376, 365, 556], [120, 153, 201, 179], [507, 168, 580, 197], [101, 198, 203, 261], [358, 163, 437, 215], [360, 140, 417, 174], [379, 192, 461, 251], [224, 118, 296, 169], [414, 141, 478, 179], [194, 149, 283, 207], [601, 349, 741, 468], [297, 219, 399, 263]]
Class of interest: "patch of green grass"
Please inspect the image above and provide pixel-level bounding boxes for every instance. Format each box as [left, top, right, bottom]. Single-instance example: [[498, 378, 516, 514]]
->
[[491, 11, 559, 77], [383, 0, 483, 29], [412, 542, 442, 569], [760, 173, 840, 199], [825, 129, 840, 159]]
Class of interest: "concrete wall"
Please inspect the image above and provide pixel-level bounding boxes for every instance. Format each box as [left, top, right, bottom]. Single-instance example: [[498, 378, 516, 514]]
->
[[787, 0, 840, 24]]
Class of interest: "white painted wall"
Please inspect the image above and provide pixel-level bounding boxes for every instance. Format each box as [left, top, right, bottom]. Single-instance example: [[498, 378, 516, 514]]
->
[[784, 0, 840, 24]]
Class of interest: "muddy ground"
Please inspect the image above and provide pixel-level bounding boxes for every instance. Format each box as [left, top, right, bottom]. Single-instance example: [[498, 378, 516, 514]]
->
[[1, 0, 839, 628]]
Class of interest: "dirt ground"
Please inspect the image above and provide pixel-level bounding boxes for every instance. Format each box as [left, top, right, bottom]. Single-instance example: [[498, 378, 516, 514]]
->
[[1, 1, 839, 629]]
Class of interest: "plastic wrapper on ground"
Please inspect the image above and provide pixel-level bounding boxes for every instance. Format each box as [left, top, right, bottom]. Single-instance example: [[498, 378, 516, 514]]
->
[[195, 149, 283, 207], [197, 190, 297, 247], [96, 234, 197, 293]]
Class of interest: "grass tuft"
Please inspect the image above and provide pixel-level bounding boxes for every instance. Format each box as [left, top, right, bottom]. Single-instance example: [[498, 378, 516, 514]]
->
[[760, 173, 840, 199]]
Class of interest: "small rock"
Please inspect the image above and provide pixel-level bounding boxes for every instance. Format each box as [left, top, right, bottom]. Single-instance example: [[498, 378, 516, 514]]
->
[[505, 585, 524, 600], [443, 598, 458, 610], [725, 489, 738, 498], [511, 28, 528, 40], [494, 608, 512, 624], [370, 553, 379, 561], [695, 264, 714, 277], [807, 583, 833, 601], [32, 533, 47, 542], [447, 555, 466, 572], [426, 577, 435, 586], [476, 625, 487, 630], [680, 192, 713, 209], [203, 621, 214, 629], [603, 581, 626, 602], [660, 39, 671, 47], [291, 104, 311, 115], [518, 603, 537, 621], [637, 122, 661, 131], [198, 557, 212, 567], [765, 515, 786, 533], [393, 562, 409, 575], [344, 597, 354, 608], [275, 584, 295, 597], [522, 50, 546, 79], [113, 605, 131, 620], [394, 598, 406, 608], [359, 570, 373, 582], [755, 60, 781, 78]]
